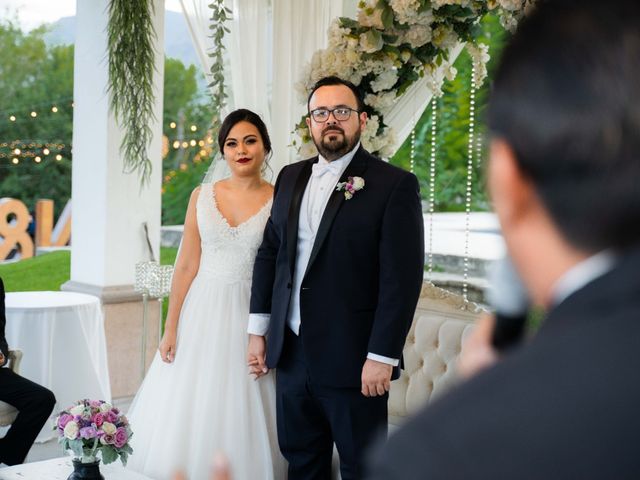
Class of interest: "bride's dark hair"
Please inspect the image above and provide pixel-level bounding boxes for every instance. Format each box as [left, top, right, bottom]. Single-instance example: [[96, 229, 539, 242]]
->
[[218, 109, 272, 155]]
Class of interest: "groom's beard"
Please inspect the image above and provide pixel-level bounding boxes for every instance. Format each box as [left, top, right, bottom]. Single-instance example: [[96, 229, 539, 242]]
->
[[313, 126, 360, 161]]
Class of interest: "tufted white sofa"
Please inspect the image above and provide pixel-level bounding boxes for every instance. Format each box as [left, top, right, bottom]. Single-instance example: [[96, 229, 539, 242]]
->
[[0, 350, 22, 426], [388, 281, 483, 426], [332, 282, 483, 478]]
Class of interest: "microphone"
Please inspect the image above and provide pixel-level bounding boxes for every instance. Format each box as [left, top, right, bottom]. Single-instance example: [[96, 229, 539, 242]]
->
[[486, 255, 530, 351]]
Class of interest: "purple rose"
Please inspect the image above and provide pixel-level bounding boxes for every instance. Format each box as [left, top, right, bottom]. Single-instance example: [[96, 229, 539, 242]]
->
[[101, 434, 115, 445], [57, 413, 74, 430], [89, 400, 101, 408], [114, 427, 128, 448], [106, 411, 118, 424], [80, 426, 98, 439]]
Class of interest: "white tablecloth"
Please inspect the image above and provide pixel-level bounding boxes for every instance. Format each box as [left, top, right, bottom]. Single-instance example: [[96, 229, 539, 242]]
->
[[4, 291, 111, 441]]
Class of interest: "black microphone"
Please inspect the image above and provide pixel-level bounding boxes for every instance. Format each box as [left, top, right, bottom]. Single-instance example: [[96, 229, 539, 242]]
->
[[486, 256, 529, 351]]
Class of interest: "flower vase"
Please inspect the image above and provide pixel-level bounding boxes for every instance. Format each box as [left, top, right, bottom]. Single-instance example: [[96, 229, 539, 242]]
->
[[68, 458, 105, 480]]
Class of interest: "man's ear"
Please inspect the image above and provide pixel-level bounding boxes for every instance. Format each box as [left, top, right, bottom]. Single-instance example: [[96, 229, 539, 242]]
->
[[305, 116, 311, 131], [489, 139, 537, 226], [358, 111, 367, 131]]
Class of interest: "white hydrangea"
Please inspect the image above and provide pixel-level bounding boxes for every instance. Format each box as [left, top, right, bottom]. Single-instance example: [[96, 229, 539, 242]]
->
[[357, 2, 385, 29], [432, 0, 472, 8], [365, 91, 397, 111], [497, 0, 524, 11], [370, 69, 398, 93], [359, 31, 384, 53], [403, 24, 432, 48], [432, 25, 458, 51], [389, 0, 421, 25]]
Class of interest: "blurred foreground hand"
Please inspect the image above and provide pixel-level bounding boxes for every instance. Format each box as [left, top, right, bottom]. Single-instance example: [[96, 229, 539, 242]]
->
[[173, 453, 231, 480], [458, 313, 499, 380]]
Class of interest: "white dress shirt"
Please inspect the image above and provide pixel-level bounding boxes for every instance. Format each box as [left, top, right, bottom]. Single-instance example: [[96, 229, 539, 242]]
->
[[551, 250, 616, 307], [248, 142, 398, 366]]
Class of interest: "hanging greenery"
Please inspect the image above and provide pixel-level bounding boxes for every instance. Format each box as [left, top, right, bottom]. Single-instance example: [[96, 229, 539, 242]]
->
[[207, 1, 232, 142], [107, 0, 158, 185]]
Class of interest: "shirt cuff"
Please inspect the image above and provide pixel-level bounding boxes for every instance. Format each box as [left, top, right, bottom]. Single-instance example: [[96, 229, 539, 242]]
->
[[367, 352, 399, 367], [248, 313, 270, 336]]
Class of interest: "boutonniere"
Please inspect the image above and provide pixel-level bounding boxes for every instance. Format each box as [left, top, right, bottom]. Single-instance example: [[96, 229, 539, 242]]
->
[[336, 176, 365, 200]]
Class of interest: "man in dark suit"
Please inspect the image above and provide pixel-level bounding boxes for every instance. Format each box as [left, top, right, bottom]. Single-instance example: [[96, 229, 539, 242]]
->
[[247, 76, 424, 479], [367, 1, 640, 478], [0, 277, 56, 465]]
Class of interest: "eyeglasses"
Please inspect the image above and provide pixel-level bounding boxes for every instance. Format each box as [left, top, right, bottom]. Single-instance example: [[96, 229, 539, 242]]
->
[[310, 107, 360, 123]]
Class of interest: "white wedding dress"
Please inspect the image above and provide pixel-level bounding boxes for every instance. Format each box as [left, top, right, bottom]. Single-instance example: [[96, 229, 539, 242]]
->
[[127, 183, 285, 480]]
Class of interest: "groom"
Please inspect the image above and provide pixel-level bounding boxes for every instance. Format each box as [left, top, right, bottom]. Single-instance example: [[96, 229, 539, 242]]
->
[[248, 76, 424, 479]]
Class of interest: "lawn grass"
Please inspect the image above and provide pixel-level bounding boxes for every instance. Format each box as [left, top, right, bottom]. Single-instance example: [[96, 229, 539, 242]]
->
[[0, 251, 71, 292], [0, 248, 179, 331]]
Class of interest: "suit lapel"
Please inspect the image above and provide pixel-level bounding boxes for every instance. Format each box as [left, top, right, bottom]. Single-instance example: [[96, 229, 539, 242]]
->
[[304, 147, 368, 278], [287, 159, 314, 278]]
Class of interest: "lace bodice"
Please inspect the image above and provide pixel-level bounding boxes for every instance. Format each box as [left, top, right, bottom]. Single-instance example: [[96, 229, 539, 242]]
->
[[195, 183, 272, 282]]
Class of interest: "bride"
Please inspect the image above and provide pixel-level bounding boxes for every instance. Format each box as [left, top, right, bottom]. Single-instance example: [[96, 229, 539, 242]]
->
[[127, 109, 286, 479]]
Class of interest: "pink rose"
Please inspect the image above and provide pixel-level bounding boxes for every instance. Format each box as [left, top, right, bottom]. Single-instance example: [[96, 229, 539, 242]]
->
[[92, 412, 104, 427], [100, 434, 115, 445], [114, 427, 128, 448], [106, 411, 118, 424]]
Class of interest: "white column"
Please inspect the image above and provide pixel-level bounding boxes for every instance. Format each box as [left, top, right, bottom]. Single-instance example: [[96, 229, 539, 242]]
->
[[64, 0, 165, 397], [66, 0, 165, 295]]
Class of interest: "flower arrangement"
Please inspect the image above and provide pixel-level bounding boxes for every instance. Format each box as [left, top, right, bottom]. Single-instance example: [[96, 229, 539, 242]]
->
[[54, 399, 133, 465], [336, 176, 366, 200], [293, 0, 534, 158]]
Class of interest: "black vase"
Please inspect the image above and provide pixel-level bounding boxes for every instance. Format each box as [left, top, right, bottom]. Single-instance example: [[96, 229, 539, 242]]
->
[[67, 458, 105, 480]]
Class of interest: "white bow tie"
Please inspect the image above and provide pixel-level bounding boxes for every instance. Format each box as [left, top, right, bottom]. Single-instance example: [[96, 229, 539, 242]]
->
[[311, 161, 340, 178]]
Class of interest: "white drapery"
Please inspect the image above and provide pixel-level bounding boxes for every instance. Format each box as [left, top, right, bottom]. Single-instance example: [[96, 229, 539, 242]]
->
[[179, 0, 343, 175], [178, 1, 464, 173]]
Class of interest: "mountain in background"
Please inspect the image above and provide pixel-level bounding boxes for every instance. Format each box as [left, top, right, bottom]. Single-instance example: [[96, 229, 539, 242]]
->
[[44, 10, 201, 68]]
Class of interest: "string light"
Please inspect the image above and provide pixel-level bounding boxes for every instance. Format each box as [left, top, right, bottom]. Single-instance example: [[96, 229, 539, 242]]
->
[[11, 158, 18, 164], [9, 115, 15, 122], [190, 125, 197, 132], [43, 148, 50, 155], [172, 140, 180, 149], [198, 140, 205, 147], [169, 122, 176, 129], [189, 139, 196, 147], [51, 106, 58, 113], [56, 154, 62, 161], [181, 141, 188, 149], [30, 111, 37, 118], [427, 97, 438, 279], [462, 65, 477, 302], [13, 148, 20, 155], [34, 156, 42, 163]]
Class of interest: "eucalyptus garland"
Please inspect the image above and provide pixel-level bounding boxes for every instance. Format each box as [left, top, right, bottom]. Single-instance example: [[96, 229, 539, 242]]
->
[[107, 0, 158, 185], [207, 1, 232, 142]]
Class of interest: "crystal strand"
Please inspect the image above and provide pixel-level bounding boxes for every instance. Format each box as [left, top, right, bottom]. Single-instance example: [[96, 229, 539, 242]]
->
[[463, 66, 477, 302], [410, 127, 416, 174], [428, 98, 438, 279]]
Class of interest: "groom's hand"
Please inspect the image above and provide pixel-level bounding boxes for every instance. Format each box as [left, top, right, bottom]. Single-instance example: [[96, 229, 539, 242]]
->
[[361, 359, 393, 397], [247, 334, 269, 379]]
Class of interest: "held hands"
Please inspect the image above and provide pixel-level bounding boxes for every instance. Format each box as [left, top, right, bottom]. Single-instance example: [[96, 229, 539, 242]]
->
[[159, 329, 177, 363], [457, 313, 499, 379], [247, 334, 269, 380], [361, 359, 393, 397]]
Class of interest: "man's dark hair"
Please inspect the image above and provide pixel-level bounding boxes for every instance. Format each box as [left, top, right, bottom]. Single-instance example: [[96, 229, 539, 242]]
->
[[488, 0, 640, 252], [218, 108, 272, 154], [307, 76, 366, 113]]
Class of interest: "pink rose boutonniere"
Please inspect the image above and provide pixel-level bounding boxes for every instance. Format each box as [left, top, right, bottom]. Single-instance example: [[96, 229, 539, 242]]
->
[[336, 176, 365, 200]]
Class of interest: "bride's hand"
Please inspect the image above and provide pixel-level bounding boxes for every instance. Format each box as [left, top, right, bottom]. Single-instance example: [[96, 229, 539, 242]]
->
[[159, 330, 177, 363], [247, 334, 268, 379]]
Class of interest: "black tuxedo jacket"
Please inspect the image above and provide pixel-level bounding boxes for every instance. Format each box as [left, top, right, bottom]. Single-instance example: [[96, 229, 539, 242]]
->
[[368, 246, 640, 479], [250, 146, 424, 388], [0, 277, 8, 366]]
